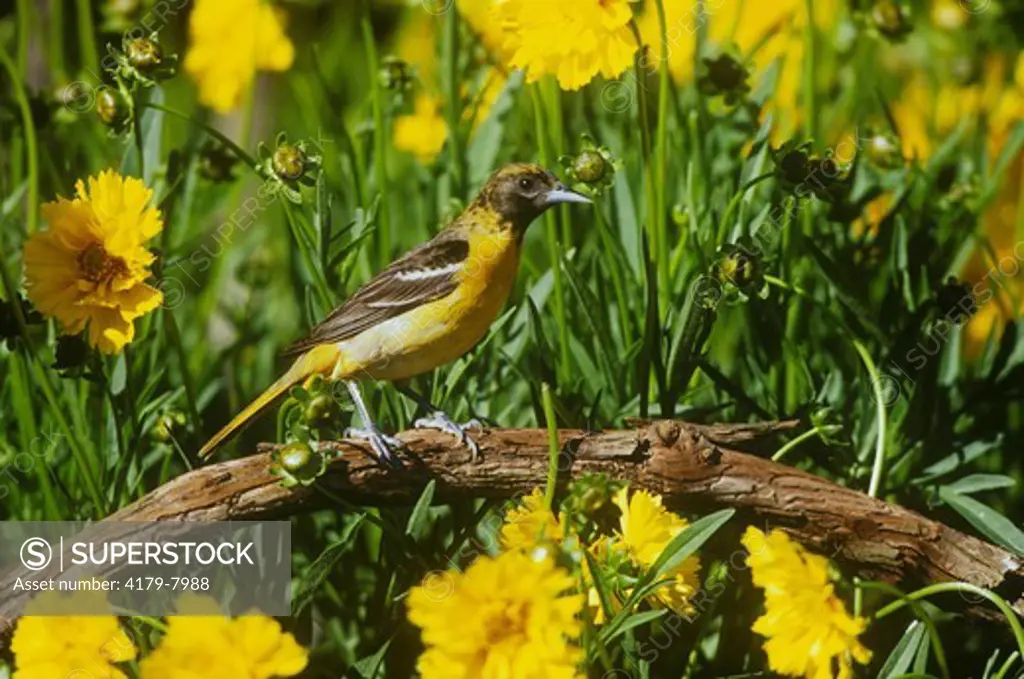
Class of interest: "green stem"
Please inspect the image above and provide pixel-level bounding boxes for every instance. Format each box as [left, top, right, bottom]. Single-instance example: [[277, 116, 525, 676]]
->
[[16, 0, 29, 72], [361, 1, 391, 268], [49, 0, 65, 80], [771, 424, 840, 462], [653, 0, 670, 298], [164, 308, 202, 457], [140, 103, 259, 170], [853, 339, 887, 499], [870, 582, 1024, 658], [531, 84, 571, 380], [802, 0, 817, 143], [0, 44, 39, 234], [541, 383, 560, 510], [133, 92, 146, 181], [442, 6, 466, 200], [75, 0, 99, 78], [855, 581, 951, 679], [31, 357, 105, 514]]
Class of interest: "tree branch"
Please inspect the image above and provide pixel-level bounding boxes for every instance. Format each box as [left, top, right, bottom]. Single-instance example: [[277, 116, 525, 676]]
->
[[3, 420, 1021, 636]]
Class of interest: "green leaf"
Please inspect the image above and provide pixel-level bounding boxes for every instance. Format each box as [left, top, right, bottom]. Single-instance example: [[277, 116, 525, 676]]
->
[[292, 515, 365, 615], [405, 479, 437, 541], [601, 608, 667, 643], [583, 549, 616, 625], [350, 638, 392, 679], [878, 621, 928, 678], [649, 508, 735, 581], [939, 487, 1024, 556], [916, 437, 1003, 483], [942, 474, 1016, 496]]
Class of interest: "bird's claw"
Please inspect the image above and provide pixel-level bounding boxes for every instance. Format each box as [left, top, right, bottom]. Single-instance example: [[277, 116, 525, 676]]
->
[[414, 412, 482, 463], [344, 427, 404, 468]]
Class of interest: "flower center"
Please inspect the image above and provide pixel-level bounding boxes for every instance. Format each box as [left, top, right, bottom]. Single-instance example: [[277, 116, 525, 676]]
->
[[484, 601, 529, 645], [78, 243, 127, 283]]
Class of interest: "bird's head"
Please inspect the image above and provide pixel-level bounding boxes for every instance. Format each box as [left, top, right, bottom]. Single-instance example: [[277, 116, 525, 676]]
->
[[473, 163, 590, 234]]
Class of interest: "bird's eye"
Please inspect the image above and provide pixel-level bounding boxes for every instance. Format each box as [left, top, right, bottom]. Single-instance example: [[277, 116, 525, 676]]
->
[[518, 177, 534, 190]]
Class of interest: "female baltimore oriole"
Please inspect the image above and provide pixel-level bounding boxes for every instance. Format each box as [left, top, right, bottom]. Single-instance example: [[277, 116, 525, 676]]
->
[[199, 163, 590, 464]]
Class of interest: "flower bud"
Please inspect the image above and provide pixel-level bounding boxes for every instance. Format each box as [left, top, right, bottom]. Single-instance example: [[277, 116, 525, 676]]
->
[[303, 394, 339, 429], [572, 151, 608, 184], [279, 441, 314, 473], [96, 88, 130, 128], [379, 56, 413, 92], [866, 133, 902, 169], [125, 38, 164, 73], [272, 144, 306, 181], [872, 0, 911, 39]]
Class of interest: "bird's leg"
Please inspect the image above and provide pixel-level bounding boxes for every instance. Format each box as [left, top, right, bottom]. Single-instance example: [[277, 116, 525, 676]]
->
[[397, 385, 483, 463], [342, 380, 403, 468]]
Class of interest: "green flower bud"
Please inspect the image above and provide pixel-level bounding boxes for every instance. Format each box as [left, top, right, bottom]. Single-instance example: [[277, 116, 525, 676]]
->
[[279, 441, 314, 473], [572, 150, 608, 184], [379, 57, 413, 92], [96, 88, 130, 128], [872, 0, 911, 39], [125, 38, 164, 73], [153, 411, 186, 443], [199, 141, 238, 183], [303, 394, 339, 429], [935, 277, 976, 325], [865, 134, 902, 169], [272, 144, 306, 181]]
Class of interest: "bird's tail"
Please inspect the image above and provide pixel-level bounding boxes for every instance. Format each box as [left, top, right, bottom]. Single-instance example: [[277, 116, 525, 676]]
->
[[198, 345, 340, 459]]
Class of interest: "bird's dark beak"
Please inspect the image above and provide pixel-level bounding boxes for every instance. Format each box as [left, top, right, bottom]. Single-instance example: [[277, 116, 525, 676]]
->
[[544, 184, 591, 206]]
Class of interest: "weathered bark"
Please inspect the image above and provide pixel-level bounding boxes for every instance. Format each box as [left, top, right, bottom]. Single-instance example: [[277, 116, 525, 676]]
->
[[3, 420, 1021, 636]]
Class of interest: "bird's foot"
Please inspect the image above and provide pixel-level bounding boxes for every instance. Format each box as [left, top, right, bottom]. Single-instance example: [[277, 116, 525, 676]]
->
[[343, 426, 404, 469], [414, 412, 483, 463]]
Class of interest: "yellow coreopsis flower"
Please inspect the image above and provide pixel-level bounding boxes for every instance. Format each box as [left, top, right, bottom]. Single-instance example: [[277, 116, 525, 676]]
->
[[394, 94, 449, 163], [612, 486, 701, 617], [500, 487, 564, 551], [498, 0, 637, 90], [457, 0, 511, 60], [12, 591, 137, 679], [742, 526, 872, 679], [23, 169, 163, 354], [13, 618, 136, 679], [140, 596, 308, 679], [408, 550, 584, 679], [184, 0, 295, 113]]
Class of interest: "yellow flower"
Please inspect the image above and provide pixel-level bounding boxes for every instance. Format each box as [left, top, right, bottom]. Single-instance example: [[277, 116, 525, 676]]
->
[[612, 486, 701, 617], [13, 591, 137, 679], [498, 0, 636, 90], [930, 0, 968, 29], [408, 550, 584, 679], [140, 596, 308, 679], [457, 0, 510, 60], [742, 527, 871, 679], [394, 73, 507, 163], [394, 94, 449, 163], [500, 487, 564, 551], [891, 55, 1021, 161], [395, 9, 439, 88], [184, 0, 294, 113], [23, 169, 163, 354]]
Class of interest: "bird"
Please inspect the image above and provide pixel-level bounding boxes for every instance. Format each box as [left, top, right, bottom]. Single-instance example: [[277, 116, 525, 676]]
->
[[198, 163, 590, 464]]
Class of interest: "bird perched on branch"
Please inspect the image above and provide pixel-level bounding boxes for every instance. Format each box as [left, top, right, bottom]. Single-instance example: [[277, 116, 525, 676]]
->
[[199, 163, 590, 464]]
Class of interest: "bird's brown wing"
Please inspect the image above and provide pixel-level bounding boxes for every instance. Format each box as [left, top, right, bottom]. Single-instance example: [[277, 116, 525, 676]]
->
[[283, 231, 470, 356]]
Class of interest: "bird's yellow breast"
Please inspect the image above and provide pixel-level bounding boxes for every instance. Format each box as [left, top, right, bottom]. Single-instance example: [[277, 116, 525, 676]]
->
[[337, 226, 520, 381]]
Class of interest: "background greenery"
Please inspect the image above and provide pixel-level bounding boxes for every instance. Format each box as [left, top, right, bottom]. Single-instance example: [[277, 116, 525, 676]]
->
[[1, 0, 1023, 676]]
